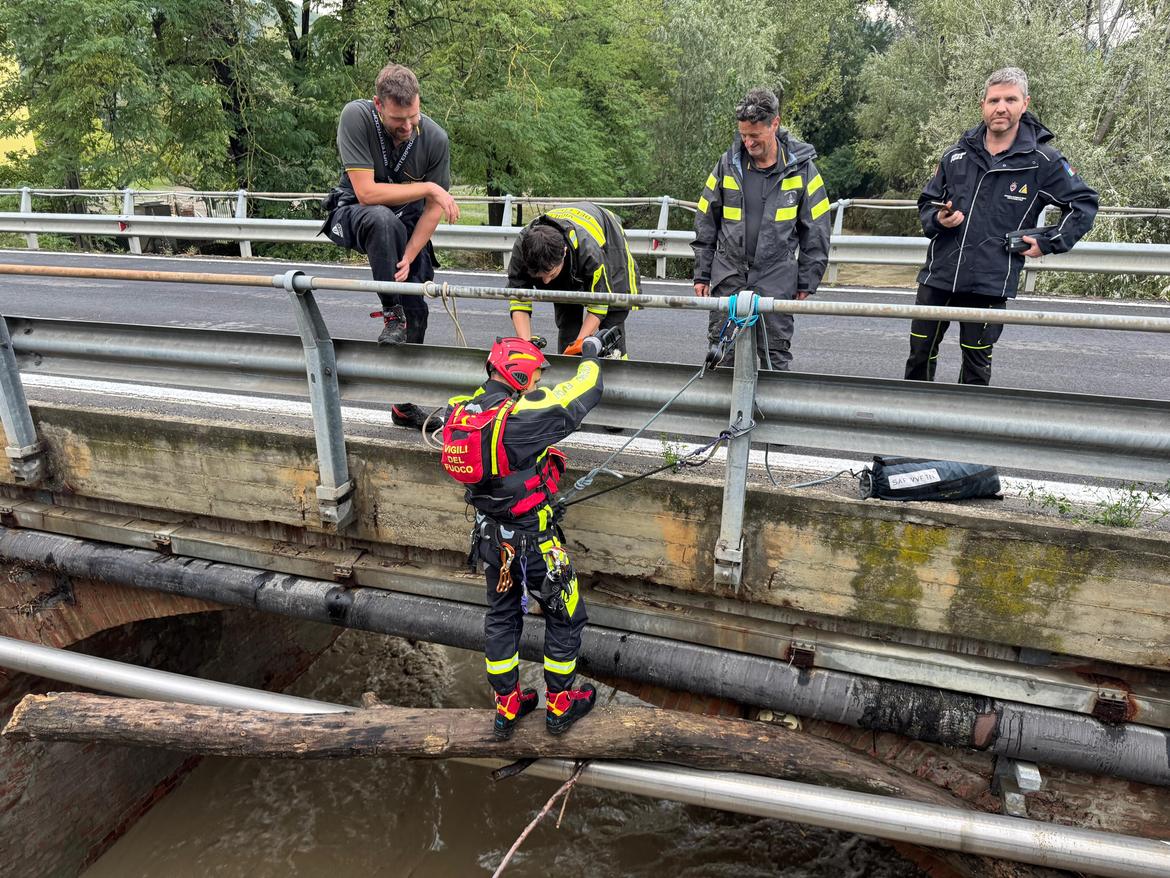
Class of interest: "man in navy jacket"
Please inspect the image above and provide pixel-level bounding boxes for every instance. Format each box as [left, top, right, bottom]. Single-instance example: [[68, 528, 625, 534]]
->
[[906, 67, 1098, 385]]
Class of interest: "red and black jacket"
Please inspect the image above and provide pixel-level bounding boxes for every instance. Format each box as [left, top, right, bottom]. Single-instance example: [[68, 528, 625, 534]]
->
[[444, 361, 603, 532]]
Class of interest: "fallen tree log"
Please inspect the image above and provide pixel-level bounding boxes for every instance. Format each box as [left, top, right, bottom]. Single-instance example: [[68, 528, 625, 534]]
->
[[6, 692, 1076, 878], [9, 691, 961, 807]]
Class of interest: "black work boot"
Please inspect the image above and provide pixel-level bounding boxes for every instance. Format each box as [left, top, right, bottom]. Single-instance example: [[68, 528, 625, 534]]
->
[[377, 304, 408, 345], [390, 403, 431, 431], [493, 685, 538, 740], [545, 683, 596, 735]]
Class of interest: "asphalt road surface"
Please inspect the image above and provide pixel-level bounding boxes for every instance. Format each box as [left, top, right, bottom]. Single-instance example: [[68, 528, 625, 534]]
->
[[2, 248, 1169, 400]]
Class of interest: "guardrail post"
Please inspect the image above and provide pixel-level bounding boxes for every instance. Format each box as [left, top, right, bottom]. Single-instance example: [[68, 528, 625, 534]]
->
[[19, 188, 38, 250], [0, 316, 46, 484], [121, 188, 143, 255], [500, 194, 514, 272], [280, 271, 355, 530], [713, 294, 759, 591], [653, 196, 671, 279], [236, 189, 252, 259], [826, 199, 848, 285]]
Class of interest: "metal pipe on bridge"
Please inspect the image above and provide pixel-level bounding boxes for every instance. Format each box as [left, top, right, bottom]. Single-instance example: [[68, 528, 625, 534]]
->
[[3, 525, 1168, 788], [3, 261, 1170, 332]]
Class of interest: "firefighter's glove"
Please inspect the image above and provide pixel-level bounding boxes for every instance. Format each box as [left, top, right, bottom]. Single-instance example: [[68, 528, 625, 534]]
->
[[529, 335, 547, 350], [563, 338, 585, 356], [579, 336, 603, 360]]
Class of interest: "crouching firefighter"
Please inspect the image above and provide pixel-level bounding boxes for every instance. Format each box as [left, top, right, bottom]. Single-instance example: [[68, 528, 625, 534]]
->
[[442, 336, 607, 739]]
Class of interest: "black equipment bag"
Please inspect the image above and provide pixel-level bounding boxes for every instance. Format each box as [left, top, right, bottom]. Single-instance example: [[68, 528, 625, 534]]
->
[[859, 456, 1001, 502]]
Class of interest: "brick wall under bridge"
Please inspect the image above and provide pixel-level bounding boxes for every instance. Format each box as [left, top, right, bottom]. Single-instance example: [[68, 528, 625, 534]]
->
[[0, 562, 339, 877]]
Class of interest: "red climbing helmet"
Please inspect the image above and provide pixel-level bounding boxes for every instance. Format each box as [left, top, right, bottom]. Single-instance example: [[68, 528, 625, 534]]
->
[[486, 337, 549, 392]]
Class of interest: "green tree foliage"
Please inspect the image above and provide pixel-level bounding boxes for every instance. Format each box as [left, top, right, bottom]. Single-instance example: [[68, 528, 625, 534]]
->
[[856, 0, 1170, 295], [0, 0, 667, 199], [2, 0, 1166, 294], [792, 12, 895, 199], [412, 0, 668, 199]]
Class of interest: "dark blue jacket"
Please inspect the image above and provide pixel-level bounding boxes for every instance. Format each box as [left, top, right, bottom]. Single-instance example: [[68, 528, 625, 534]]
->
[[917, 113, 1098, 298]]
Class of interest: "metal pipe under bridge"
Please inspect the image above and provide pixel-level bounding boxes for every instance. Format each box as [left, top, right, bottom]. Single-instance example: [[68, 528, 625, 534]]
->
[[2, 633, 1169, 878]]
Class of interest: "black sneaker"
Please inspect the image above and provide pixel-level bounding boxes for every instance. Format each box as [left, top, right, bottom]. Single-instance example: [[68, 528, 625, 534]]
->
[[545, 683, 596, 735], [377, 304, 408, 345], [494, 686, 538, 740], [391, 403, 431, 431]]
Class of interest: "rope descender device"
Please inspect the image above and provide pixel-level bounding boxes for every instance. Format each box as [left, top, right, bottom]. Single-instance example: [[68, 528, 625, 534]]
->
[[703, 292, 760, 376]]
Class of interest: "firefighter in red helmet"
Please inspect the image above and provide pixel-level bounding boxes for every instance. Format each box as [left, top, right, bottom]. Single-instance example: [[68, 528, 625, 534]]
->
[[442, 335, 605, 738]]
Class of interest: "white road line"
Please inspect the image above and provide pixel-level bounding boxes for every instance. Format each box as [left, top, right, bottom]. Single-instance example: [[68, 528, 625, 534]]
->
[[20, 373, 1166, 512]]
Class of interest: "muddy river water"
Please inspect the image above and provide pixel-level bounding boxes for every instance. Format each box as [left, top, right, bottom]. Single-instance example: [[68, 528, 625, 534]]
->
[[84, 629, 927, 878]]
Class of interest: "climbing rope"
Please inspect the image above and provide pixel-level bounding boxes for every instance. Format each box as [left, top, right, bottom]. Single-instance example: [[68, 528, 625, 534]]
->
[[558, 417, 754, 509], [424, 280, 468, 347], [557, 297, 760, 508]]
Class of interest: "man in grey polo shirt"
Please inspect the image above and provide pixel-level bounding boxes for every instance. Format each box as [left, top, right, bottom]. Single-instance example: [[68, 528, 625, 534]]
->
[[321, 63, 458, 428]]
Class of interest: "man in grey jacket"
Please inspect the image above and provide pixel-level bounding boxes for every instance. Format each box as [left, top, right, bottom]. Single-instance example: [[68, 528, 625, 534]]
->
[[692, 87, 831, 370]]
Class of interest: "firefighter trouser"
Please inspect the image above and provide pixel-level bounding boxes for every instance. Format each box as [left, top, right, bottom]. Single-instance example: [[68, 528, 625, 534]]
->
[[904, 285, 1006, 386], [706, 290, 794, 371], [323, 202, 433, 342], [479, 529, 588, 696], [553, 305, 630, 357]]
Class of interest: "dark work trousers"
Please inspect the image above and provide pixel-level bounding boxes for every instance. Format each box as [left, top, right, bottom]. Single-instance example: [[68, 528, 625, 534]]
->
[[904, 284, 1007, 386], [479, 528, 588, 695], [324, 202, 433, 343], [706, 289, 794, 370], [553, 305, 631, 356]]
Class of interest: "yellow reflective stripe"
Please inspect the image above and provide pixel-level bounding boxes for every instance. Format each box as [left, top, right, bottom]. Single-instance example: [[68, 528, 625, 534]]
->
[[697, 196, 709, 214], [509, 299, 533, 313], [489, 401, 511, 474], [547, 207, 606, 247], [781, 176, 803, 190], [705, 174, 718, 191], [586, 305, 608, 317], [486, 653, 519, 675], [567, 228, 579, 249], [810, 198, 830, 220], [543, 655, 577, 675], [909, 332, 929, 339], [591, 264, 612, 294], [513, 361, 600, 412], [774, 206, 798, 222], [807, 174, 824, 196], [960, 343, 993, 350], [537, 505, 549, 532], [723, 206, 742, 221], [562, 576, 580, 617], [625, 244, 639, 296], [722, 175, 739, 191]]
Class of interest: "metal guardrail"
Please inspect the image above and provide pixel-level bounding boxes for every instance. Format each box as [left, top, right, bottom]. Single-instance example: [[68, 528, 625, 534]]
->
[[0, 211, 690, 262], [1, 263, 1169, 583], [839, 197, 1170, 219], [9, 316, 1169, 486], [4, 211, 1170, 277]]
